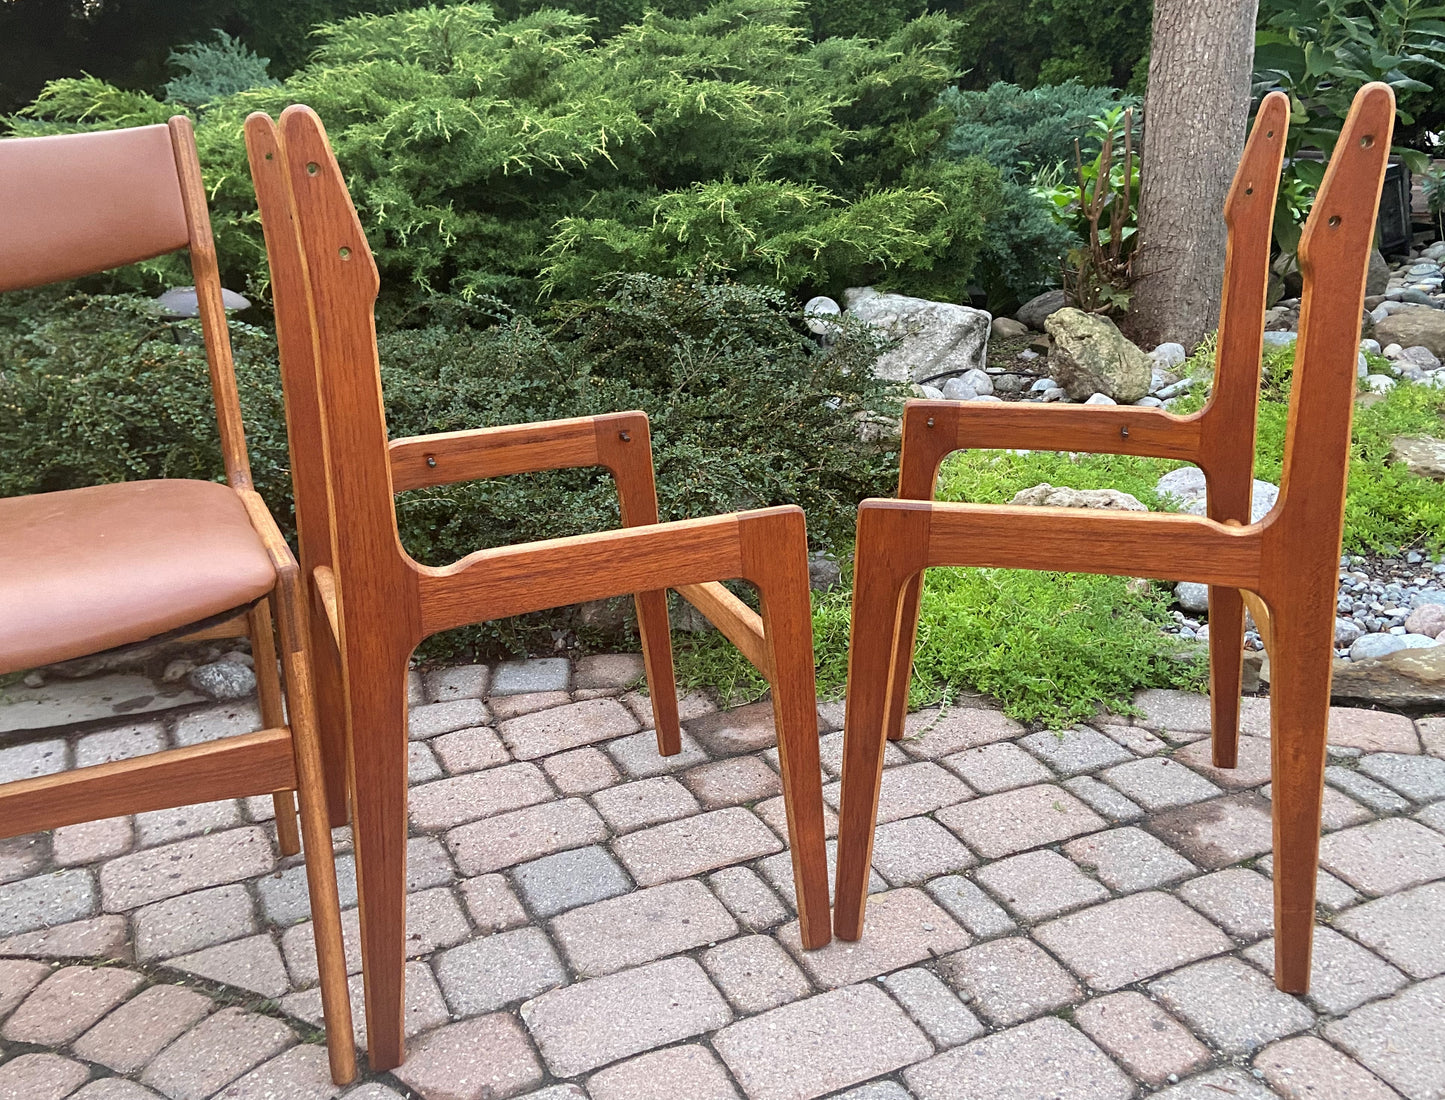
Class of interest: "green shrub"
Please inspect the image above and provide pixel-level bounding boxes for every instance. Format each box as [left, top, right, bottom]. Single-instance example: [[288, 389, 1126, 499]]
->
[[163, 31, 277, 107], [10, 0, 1009, 313], [0, 279, 903, 656]]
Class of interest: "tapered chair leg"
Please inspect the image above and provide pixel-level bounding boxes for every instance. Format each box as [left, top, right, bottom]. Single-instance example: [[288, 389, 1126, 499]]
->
[[1265, 604, 1335, 993], [345, 655, 411, 1071], [273, 591, 357, 1085], [740, 509, 830, 949], [883, 574, 925, 742], [835, 504, 932, 940], [634, 589, 682, 756], [1207, 585, 1246, 769], [310, 596, 353, 828], [250, 602, 302, 855]]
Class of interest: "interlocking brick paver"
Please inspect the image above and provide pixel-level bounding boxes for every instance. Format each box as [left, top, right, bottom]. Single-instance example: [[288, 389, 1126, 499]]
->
[[552, 879, 736, 977], [0, 737, 68, 782], [1177, 867, 1275, 939], [613, 806, 781, 886], [573, 652, 645, 689], [1074, 991, 1210, 1086], [393, 1013, 543, 1100], [942, 742, 1051, 792], [974, 849, 1107, 921], [1327, 707, 1420, 753], [74, 984, 213, 1073], [255, 855, 358, 928], [0, 957, 51, 1016], [1358, 751, 1445, 802], [682, 756, 781, 808], [1174, 734, 1274, 788], [76, 1077, 163, 1098], [936, 784, 1105, 858], [1257, 855, 1362, 911], [1325, 976, 1445, 1100], [881, 967, 984, 1047], [702, 934, 812, 1014], [1325, 765, 1411, 813], [1263, 782, 1374, 831], [459, 873, 529, 932], [281, 962, 448, 1051], [448, 798, 608, 876], [621, 688, 717, 728], [591, 776, 700, 832], [213, 1045, 339, 1100], [714, 983, 931, 1100], [0, 867, 97, 935], [409, 762, 554, 831], [492, 657, 571, 695], [1334, 881, 1445, 978], [434, 926, 569, 1017], [925, 875, 1017, 938], [490, 691, 571, 720], [140, 1006, 294, 1100], [173, 932, 291, 997], [1255, 1035, 1402, 1100], [174, 703, 260, 747], [757, 838, 885, 911], [938, 936, 1082, 1026], [75, 721, 166, 767], [752, 793, 838, 841], [521, 956, 731, 1077], [541, 746, 620, 795], [779, 888, 968, 988], [808, 729, 907, 778], [1019, 726, 1134, 776], [868, 815, 975, 886], [513, 845, 631, 918], [588, 1045, 740, 1100], [501, 698, 640, 760], [900, 705, 1024, 759], [3, 964, 142, 1044], [709, 867, 789, 932], [424, 662, 490, 702], [823, 761, 971, 824], [606, 728, 709, 777], [134, 884, 255, 961], [408, 698, 491, 740], [1131, 689, 1213, 733], [0, 1052, 90, 1100], [1320, 817, 1445, 895], [1063, 826, 1196, 892], [1244, 927, 1408, 1014], [0, 913, 129, 960], [1150, 956, 1315, 1055], [1423, 716, 1445, 759], [99, 826, 272, 911], [431, 726, 508, 775], [831, 1086, 910, 1100], [1061, 775, 1145, 822], [1098, 721, 1167, 756], [1150, 1068, 1281, 1099], [1148, 791, 1274, 868], [1420, 801, 1445, 833], [1102, 758, 1223, 810], [904, 1016, 1132, 1100], [0, 833, 46, 884], [686, 700, 793, 755], [135, 801, 242, 848], [51, 817, 133, 867]]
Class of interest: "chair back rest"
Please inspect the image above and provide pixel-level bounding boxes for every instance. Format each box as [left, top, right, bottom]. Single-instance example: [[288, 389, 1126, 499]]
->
[[1206, 92, 1290, 482], [244, 106, 418, 636], [1273, 83, 1394, 559], [0, 119, 253, 488]]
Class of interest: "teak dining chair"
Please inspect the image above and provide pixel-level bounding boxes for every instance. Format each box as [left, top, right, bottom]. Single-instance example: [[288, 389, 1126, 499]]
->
[[0, 119, 355, 1083], [835, 83, 1395, 993], [882, 91, 1292, 773], [244, 104, 831, 1070]]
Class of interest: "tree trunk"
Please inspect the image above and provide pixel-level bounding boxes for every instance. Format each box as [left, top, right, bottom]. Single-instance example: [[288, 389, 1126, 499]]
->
[[1130, 0, 1259, 349]]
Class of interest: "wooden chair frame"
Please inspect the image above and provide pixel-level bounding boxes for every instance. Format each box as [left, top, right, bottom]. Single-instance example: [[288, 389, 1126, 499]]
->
[[883, 92, 1292, 772], [0, 118, 355, 1083], [835, 84, 1395, 994], [244, 105, 830, 1071]]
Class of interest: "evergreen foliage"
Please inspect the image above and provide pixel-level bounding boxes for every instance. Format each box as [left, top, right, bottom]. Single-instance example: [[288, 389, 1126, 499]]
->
[[163, 31, 278, 107]]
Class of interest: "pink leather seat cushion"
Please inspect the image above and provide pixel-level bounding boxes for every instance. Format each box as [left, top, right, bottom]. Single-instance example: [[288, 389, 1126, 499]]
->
[[0, 480, 277, 674]]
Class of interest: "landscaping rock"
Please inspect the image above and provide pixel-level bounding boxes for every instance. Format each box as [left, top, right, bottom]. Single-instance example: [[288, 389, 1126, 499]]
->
[[153, 286, 250, 318], [1174, 583, 1209, 615], [844, 288, 990, 385], [187, 661, 257, 702], [1349, 633, 1440, 662], [1150, 343, 1187, 370], [1405, 604, 1445, 638], [992, 317, 1029, 339], [1390, 435, 1445, 479], [1331, 646, 1445, 707], [1010, 484, 1146, 512], [1335, 618, 1365, 647], [941, 377, 977, 401], [1045, 309, 1152, 403], [1367, 249, 1390, 296], [1155, 466, 1278, 524], [1016, 289, 1065, 331], [1374, 308, 1445, 359]]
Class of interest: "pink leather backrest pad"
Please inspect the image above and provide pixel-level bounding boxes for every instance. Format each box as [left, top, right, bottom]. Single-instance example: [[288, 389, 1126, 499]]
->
[[0, 124, 190, 291]]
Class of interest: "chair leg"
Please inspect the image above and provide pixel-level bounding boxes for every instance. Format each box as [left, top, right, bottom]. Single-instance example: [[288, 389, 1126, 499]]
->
[[835, 504, 932, 941], [346, 653, 411, 1071], [1207, 586, 1246, 769], [739, 509, 830, 949], [310, 589, 353, 828], [884, 573, 924, 742], [635, 589, 681, 756], [1265, 601, 1334, 993], [273, 596, 357, 1085], [250, 602, 302, 856]]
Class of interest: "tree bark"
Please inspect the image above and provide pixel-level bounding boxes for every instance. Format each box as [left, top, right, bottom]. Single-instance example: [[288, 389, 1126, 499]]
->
[[1130, 0, 1259, 349]]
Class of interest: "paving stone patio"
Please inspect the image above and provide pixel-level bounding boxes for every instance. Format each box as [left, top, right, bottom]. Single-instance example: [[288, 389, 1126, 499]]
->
[[1, 659, 1443, 1099]]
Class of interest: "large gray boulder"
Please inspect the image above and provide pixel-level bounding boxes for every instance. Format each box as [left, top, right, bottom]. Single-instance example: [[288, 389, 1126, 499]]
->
[[1366, 249, 1390, 296], [844, 287, 991, 385], [1155, 466, 1279, 523], [1016, 289, 1066, 331], [1390, 435, 1445, 479], [1044, 308, 1152, 403], [1331, 645, 1445, 707], [1010, 483, 1146, 511], [1374, 307, 1445, 359]]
